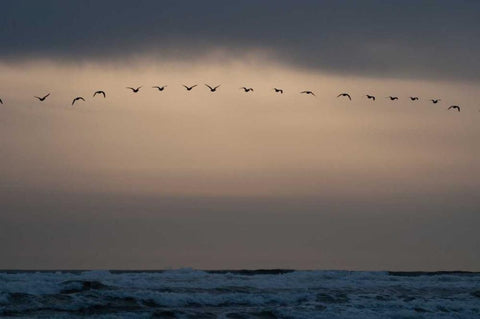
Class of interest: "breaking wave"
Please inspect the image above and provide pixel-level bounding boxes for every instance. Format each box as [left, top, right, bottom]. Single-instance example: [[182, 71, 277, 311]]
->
[[0, 269, 479, 318]]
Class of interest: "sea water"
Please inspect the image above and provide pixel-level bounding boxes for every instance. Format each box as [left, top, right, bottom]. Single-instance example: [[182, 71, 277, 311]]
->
[[0, 269, 479, 318]]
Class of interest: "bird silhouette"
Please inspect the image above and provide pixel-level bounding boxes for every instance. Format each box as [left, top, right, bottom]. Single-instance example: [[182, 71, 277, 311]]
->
[[126, 86, 142, 93], [72, 97, 85, 105], [205, 84, 220, 92], [301, 91, 315, 96], [35, 93, 50, 101], [274, 88, 284, 94], [240, 87, 254, 92], [337, 93, 352, 100], [93, 90, 106, 98], [409, 97, 419, 101], [183, 84, 197, 91], [366, 95, 376, 101], [386, 96, 399, 101], [430, 99, 441, 104], [448, 105, 460, 112], [0, 98, 3, 104], [152, 85, 167, 91]]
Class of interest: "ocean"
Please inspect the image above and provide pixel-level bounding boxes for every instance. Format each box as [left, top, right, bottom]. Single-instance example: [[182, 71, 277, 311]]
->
[[0, 269, 479, 318]]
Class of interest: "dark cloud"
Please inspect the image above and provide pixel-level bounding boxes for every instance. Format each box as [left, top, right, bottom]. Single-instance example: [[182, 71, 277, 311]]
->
[[1, 1, 480, 80]]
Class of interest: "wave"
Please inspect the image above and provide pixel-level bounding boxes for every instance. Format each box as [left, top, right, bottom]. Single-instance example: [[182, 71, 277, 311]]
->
[[1, 269, 479, 318]]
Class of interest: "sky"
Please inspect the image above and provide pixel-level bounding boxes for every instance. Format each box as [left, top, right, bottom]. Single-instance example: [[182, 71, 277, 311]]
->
[[0, 1, 479, 270]]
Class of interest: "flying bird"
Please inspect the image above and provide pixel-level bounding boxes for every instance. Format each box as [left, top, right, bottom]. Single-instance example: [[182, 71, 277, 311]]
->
[[205, 84, 221, 92], [409, 97, 419, 101], [183, 84, 197, 91], [366, 95, 376, 101], [35, 93, 50, 101], [93, 90, 106, 98], [448, 105, 460, 112], [72, 97, 85, 105], [337, 93, 352, 100], [126, 86, 142, 93], [152, 85, 167, 91], [430, 99, 441, 104], [240, 87, 254, 92], [301, 91, 315, 96], [274, 88, 284, 94], [386, 96, 399, 101]]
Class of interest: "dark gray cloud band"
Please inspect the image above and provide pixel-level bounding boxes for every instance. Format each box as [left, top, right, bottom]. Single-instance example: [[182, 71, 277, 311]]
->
[[1, 0, 480, 81]]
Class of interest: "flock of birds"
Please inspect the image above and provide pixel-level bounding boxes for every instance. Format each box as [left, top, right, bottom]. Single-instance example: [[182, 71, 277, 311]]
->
[[0, 84, 463, 112]]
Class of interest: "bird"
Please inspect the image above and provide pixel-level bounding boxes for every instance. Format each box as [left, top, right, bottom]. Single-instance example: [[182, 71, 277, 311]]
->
[[386, 96, 399, 101], [0, 98, 3, 104], [301, 91, 315, 96], [152, 85, 167, 91], [205, 84, 220, 92], [448, 105, 460, 112], [366, 95, 376, 101], [240, 87, 254, 92], [34, 93, 50, 101], [72, 97, 85, 105], [93, 90, 106, 98], [183, 84, 197, 91], [274, 88, 284, 94], [126, 86, 142, 93], [409, 97, 419, 101], [430, 99, 441, 104], [337, 93, 352, 100]]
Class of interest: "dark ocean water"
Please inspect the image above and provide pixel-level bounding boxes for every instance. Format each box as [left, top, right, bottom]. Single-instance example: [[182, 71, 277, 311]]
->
[[0, 269, 479, 318]]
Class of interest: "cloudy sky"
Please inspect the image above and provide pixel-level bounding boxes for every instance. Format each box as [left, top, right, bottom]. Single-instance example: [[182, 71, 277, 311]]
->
[[0, 1, 479, 270]]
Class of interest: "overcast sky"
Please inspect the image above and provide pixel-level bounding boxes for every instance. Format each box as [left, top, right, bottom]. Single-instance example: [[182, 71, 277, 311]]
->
[[0, 1, 479, 270], [2, 0, 480, 81]]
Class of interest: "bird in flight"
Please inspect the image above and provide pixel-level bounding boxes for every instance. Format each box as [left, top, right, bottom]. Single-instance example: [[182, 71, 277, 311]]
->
[[205, 84, 220, 92], [448, 105, 460, 112], [366, 95, 376, 101], [240, 87, 254, 92], [72, 97, 85, 105], [430, 99, 441, 104], [183, 84, 197, 91], [274, 88, 284, 94], [152, 85, 167, 91], [386, 96, 399, 101], [35, 93, 50, 102], [127, 86, 142, 93], [409, 97, 419, 101], [337, 93, 352, 100], [301, 91, 315, 96], [93, 90, 106, 98]]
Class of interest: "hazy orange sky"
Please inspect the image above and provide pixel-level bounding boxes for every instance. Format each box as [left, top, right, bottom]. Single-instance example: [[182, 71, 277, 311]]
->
[[1, 1, 479, 270]]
